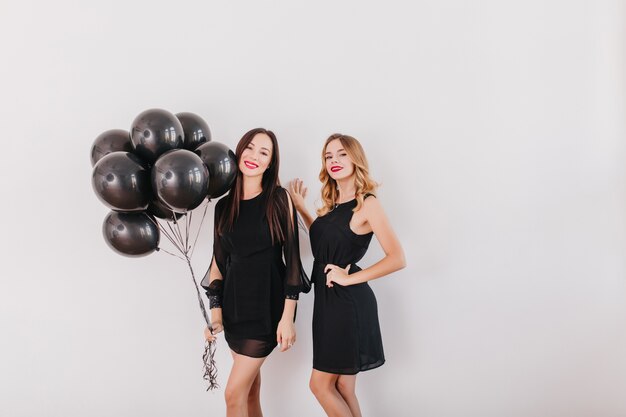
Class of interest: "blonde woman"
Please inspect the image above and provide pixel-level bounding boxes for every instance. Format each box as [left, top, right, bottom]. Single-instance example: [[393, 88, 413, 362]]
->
[[290, 133, 405, 417]]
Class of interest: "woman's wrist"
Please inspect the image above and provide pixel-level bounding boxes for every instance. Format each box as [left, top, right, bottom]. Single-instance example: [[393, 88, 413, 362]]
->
[[280, 299, 297, 321], [279, 315, 295, 324], [208, 295, 222, 309]]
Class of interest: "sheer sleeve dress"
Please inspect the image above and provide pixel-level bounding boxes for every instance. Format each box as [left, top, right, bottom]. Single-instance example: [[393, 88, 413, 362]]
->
[[201, 187, 310, 358], [308, 194, 385, 374]]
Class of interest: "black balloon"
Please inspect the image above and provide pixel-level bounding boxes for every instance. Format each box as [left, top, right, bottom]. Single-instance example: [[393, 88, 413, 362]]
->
[[92, 152, 152, 211], [152, 149, 209, 212], [176, 112, 212, 150], [90, 129, 133, 166], [147, 198, 183, 221], [195, 141, 237, 199], [102, 211, 160, 257], [130, 108, 184, 163]]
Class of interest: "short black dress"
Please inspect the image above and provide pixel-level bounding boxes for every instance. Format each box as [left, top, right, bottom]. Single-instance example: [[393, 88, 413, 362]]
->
[[202, 187, 309, 358], [309, 195, 385, 374]]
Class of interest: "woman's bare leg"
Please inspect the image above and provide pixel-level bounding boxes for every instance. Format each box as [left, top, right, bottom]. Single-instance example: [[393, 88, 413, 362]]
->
[[225, 351, 266, 417], [247, 372, 262, 417], [309, 369, 353, 417], [336, 375, 361, 417]]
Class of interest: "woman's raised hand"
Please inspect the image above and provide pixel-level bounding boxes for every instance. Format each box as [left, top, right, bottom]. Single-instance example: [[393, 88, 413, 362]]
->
[[288, 178, 308, 212]]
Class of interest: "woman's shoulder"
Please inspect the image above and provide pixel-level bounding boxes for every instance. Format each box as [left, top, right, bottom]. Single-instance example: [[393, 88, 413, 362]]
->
[[273, 185, 291, 203], [361, 192, 382, 215], [358, 192, 377, 208], [275, 185, 288, 195]]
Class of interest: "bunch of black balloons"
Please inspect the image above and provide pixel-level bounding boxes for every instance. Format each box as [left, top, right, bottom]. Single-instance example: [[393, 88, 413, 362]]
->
[[91, 108, 237, 257]]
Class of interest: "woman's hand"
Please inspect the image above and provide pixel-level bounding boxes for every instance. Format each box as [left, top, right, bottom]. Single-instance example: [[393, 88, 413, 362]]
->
[[276, 319, 296, 352], [325, 264, 351, 287], [288, 178, 308, 212], [204, 321, 223, 342]]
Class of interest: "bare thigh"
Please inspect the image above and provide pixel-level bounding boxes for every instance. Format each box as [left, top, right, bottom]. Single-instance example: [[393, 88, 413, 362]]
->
[[226, 351, 266, 399]]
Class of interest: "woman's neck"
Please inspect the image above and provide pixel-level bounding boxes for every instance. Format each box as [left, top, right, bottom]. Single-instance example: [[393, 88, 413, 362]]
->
[[242, 175, 263, 200], [336, 177, 357, 203]]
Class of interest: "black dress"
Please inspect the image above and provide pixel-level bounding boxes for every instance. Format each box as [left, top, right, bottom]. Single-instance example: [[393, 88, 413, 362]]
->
[[202, 187, 309, 358], [309, 196, 385, 374]]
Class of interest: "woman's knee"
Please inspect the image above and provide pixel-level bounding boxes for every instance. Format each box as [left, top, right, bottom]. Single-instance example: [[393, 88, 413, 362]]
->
[[309, 375, 322, 396], [225, 383, 246, 408], [309, 373, 332, 397], [336, 377, 355, 399]]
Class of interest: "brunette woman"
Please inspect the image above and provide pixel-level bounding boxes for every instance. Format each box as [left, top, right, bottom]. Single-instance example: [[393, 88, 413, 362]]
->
[[202, 128, 309, 417]]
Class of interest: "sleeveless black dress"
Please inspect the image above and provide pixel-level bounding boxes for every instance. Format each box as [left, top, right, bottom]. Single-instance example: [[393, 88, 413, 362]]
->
[[202, 187, 309, 358], [309, 195, 385, 374]]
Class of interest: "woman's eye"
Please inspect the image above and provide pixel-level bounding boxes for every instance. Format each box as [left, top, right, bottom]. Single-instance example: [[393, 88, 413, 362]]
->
[[261, 152, 268, 157], [325, 156, 332, 160], [339, 153, 347, 157]]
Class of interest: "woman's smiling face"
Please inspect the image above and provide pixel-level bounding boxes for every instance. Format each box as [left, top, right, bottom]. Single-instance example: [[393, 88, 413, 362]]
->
[[239, 133, 273, 177], [325, 138, 354, 180]]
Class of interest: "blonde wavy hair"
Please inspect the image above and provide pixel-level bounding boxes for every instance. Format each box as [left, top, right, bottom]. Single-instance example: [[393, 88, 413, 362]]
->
[[317, 133, 378, 217]]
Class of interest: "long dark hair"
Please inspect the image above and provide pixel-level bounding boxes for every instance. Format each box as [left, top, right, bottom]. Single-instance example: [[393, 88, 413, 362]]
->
[[217, 128, 288, 243]]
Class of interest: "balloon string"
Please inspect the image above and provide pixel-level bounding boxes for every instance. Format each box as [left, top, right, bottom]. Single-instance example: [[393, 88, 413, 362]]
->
[[170, 219, 182, 249], [161, 220, 178, 247], [172, 216, 186, 254], [152, 209, 219, 391], [186, 210, 191, 252], [161, 225, 181, 249], [176, 215, 186, 252], [185, 250, 219, 391], [156, 247, 185, 261], [190, 200, 209, 259], [147, 216, 184, 254], [168, 214, 183, 250], [166, 221, 185, 253], [297, 212, 309, 236], [185, 256, 210, 327], [166, 225, 185, 254], [203, 339, 219, 391]]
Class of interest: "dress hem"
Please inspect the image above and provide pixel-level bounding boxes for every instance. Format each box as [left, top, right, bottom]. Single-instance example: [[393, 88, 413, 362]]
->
[[312, 359, 385, 375], [227, 343, 276, 359]]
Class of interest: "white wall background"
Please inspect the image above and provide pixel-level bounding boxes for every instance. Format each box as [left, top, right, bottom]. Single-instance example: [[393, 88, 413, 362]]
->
[[0, 1, 625, 416]]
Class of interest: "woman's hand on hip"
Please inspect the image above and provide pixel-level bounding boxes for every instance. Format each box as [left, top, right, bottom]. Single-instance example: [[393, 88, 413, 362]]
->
[[325, 264, 351, 287]]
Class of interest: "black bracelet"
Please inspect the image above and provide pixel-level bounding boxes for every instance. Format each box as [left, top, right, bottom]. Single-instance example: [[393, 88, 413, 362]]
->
[[208, 294, 222, 309], [207, 280, 223, 309]]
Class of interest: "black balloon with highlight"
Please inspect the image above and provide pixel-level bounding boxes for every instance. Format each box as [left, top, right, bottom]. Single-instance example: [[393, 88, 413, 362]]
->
[[194, 141, 237, 199], [152, 149, 209, 212], [176, 112, 211, 150], [130, 108, 184, 163], [102, 211, 160, 257], [90, 129, 133, 166], [92, 152, 152, 211]]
